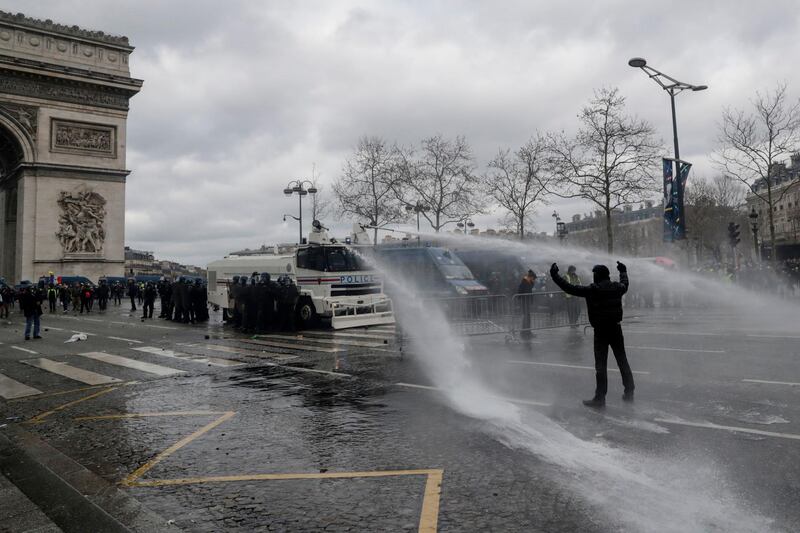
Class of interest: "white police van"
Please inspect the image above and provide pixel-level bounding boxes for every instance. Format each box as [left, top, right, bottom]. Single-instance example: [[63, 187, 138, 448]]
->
[[207, 223, 394, 329]]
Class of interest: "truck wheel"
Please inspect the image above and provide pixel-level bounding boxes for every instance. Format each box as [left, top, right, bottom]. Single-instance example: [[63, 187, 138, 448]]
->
[[296, 298, 317, 329]]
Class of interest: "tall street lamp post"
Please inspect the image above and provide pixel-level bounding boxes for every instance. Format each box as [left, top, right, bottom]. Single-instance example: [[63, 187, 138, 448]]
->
[[283, 180, 317, 244], [628, 57, 707, 164], [749, 207, 760, 261], [552, 210, 568, 244], [629, 58, 706, 242]]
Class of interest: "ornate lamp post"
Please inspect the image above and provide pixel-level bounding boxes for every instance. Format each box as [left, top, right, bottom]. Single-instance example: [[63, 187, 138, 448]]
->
[[552, 210, 568, 244], [749, 207, 760, 261], [405, 201, 428, 244], [283, 180, 317, 243], [456, 218, 475, 235]]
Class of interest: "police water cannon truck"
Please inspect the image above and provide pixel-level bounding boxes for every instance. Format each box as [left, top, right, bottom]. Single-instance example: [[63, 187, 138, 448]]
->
[[207, 222, 394, 329]]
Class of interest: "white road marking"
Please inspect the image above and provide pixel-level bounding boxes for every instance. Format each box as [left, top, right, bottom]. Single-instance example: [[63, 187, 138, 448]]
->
[[258, 334, 385, 348], [507, 360, 651, 375], [742, 378, 800, 387], [70, 330, 96, 336], [21, 358, 121, 385], [655, 417, 800, 442], [625, 329, 726, 337], [143, 324, 178, 330], [133, 346, 244, 368], [394, 382, 551, 407], [44, 326, 66, 331], [196, 344, 297, 362], [106, 336, 143, 344], [0, 373, 42, 399], [134, 346, 186, 358], [262, 362, 352, 378], [111, 321, 133, 326], [243, 338, 345, 353], [301, 330, 395, 341], [11, 346, 38, 355], [628, 346, 725, 354], [745, 334, 800, 340], [78, 352, 185, 376], [82, 318, 103, 323]]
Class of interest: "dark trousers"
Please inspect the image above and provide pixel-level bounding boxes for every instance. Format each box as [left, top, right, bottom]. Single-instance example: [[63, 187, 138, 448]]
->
[[566, 298, 581, 325], [49, 298, 56, 312], [593, 323, 635, 398], [98, 297, 107, 311], [143, 300, 154, 318], [130, 296, 136, 311]]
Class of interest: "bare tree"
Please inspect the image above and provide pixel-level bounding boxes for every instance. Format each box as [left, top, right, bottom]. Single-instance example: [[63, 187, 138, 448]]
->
[[334, 136, 405, 244], [485, 137, 552, 239], [307, 164, 333, 224], [715, 83, 800, 262], [685, 175, 747, 263], [396, 135, 484, 232], [546, 87, 661, 253]]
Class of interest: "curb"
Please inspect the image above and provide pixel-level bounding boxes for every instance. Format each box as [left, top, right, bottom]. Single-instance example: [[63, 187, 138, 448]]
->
[[0, 423, 178, 533]]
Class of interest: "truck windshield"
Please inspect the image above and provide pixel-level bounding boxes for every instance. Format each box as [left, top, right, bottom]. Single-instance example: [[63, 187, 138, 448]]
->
[[325, 247, 366, 272], [429, 249, 474, 280]]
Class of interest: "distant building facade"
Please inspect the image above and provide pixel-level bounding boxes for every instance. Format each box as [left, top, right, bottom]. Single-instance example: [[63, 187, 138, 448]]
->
[[564, 202, 664, 256], [746, 154, 800, 259], [124, 246, 205, 279]]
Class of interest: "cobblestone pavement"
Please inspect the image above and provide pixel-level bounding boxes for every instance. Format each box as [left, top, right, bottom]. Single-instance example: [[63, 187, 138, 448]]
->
[[2, 303, 800, 531]]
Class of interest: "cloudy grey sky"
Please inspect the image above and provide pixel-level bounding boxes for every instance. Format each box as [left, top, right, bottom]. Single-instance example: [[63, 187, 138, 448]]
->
[[6, 0, 800, 266]]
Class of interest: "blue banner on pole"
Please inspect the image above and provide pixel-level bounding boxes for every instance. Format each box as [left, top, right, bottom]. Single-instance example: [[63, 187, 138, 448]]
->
[[663, 158, 691, 242]]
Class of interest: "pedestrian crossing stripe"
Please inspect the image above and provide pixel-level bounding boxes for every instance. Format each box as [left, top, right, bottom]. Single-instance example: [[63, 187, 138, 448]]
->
[[21, 358, 122, 385], [242, 338, 345, 353], [0, 373, 42, 399], [306, 330, 395, 340], [256, 334, 386, 348], [78, 352, 186, 376], [133, 346, 244, 367]]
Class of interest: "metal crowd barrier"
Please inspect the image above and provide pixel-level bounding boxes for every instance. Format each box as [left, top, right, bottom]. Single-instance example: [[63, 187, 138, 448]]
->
[[415, 292, 589, 339]]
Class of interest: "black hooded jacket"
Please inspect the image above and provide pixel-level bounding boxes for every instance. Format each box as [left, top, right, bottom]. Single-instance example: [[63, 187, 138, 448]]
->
[[550, 269, 628, 328]]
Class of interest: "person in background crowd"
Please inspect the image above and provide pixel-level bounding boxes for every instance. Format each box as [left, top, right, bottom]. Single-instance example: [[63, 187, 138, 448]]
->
[[564, 265, 582, 327], [0, 285, 11, 318], [59, 283, 70, 312], [127, 279, 138, 312], [70, 283, 81, 313], [20, 285, 43, 340], [193, 279, 208, 322], [96, 279, 109, 311], [158, 278, 172, 319], [550, 261, 635, 408], [142, 282, 157, 319], [79, 283, 93, 314], [112, 282, 123, 306], [137, 282, 144, 306], [277, 275, 299, 332], [516, 269, 537, 341], [47, 283, 57, 313]]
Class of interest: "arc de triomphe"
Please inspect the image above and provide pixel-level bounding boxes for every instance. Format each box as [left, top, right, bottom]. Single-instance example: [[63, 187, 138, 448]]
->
[[0, 11, 141, 284]]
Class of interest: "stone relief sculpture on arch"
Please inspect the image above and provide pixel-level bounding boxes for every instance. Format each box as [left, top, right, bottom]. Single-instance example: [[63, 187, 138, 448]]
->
[[55, 186, 107, 255]]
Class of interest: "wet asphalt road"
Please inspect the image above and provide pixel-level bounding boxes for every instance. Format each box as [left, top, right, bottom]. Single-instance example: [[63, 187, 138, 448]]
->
[[1, 302, 799, 532]]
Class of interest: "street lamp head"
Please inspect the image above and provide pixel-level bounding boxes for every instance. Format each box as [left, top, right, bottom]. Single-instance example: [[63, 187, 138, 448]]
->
[[298, 189, 308, 196], [283, 188, 293, 196], [749, 207, 758, 219], [692, 85, 708, 92], [467, 221, 475, 228], [628, 57, 647, 68], [292, 185, 302, 192], [307, 187, 318, 194]]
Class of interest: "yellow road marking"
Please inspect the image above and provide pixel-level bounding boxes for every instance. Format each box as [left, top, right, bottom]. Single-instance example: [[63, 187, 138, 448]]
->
[[128, 468, 441, 486], [121, 411, 236, 486], [74, 411, 228, 421], [25, 386, 119, 424], [80, 409, 444, 531], [419, 469, 443, 533]]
